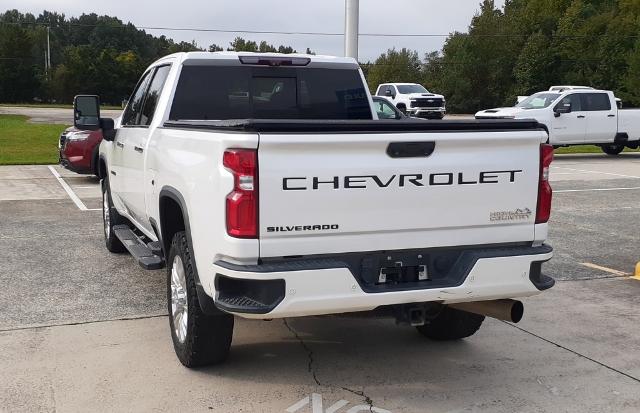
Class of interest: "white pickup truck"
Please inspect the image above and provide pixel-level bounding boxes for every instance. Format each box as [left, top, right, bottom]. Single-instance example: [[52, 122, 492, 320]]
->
[[73, 52, 554, 367], [375, 83, 446, 119], [476, 89, 640, 155]]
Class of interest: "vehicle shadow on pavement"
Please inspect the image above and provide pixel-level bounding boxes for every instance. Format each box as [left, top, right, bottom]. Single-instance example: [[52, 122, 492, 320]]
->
[[197, 315, 529, 388]]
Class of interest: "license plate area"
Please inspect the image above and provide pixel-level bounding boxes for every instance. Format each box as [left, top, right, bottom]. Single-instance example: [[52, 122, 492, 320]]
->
[[378, 262, 429, 284], [359, 250, 465, 293]]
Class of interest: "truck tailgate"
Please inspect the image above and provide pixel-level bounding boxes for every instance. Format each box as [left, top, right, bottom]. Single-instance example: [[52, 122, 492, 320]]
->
[[258, 125, 546, 258]]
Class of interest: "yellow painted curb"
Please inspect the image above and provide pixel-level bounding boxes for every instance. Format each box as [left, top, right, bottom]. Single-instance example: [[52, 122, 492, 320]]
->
[[633, 262, 640, 280]]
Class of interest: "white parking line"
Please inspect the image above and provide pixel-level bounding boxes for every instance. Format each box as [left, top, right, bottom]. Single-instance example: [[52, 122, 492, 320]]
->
[[552, 166, 640, 179], [551, 172, 593, 175], [555, 187, 640, 193], [47, 166, 100, 211]]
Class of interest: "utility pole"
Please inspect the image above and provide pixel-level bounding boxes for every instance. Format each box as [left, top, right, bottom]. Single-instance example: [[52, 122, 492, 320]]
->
[[344, 0, 359, 61], [46, 26, 51, 79]]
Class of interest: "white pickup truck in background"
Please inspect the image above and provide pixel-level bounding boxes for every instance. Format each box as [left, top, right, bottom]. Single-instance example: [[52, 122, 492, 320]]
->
[[72, 52, 554, 368], [476, 89, 640, 155], [375, 83, 446, 119]]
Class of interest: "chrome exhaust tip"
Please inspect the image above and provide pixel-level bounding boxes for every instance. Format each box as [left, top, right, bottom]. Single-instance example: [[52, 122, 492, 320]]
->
[[448, 299, 524, 323]]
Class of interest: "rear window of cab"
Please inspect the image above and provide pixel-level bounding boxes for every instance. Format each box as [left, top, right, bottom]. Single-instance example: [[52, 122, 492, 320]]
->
[[169, 65, 372, 121]]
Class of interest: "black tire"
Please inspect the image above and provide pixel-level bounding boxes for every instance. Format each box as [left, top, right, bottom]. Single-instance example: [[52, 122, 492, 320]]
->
[[101, 177, 126, 253], [601, 144, 624, 156], [416, 305, 484, 341], [167, 231, 234, 367], [396, 104, 407, 114]]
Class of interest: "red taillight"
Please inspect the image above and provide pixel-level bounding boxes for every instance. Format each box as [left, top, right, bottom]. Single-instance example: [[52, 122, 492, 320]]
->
[[536, 144, 554, 224], [223, 149, 258, 238]]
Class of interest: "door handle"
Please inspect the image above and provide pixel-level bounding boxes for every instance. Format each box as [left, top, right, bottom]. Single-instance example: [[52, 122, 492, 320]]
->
[[116, 141, 124, 148], [577, 115, 586, 119], [608, 114, 615, 118], [387, 142, 436, 158], [134, 146, 144, 153]]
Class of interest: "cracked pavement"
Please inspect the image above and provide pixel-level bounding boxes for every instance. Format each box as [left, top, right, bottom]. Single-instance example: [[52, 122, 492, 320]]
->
[[284, 318, 376, 412], [2, 157, 640, 412]]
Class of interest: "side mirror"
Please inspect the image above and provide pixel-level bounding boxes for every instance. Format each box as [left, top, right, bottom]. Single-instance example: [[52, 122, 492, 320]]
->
[[554, 103, 572, 117], [73, 95, 101, 130], [100, 118, 116, 141]]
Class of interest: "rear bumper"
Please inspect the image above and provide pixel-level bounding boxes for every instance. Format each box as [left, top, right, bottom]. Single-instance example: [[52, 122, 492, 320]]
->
[[209, 244, 553, 319]]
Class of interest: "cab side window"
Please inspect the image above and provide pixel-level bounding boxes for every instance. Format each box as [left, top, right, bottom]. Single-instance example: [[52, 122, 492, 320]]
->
[[581, 93, 611, 111], [377, 85, 387, 97], [140, 65, 171, 126], [121, 71, 152, 126], [555, 94, 582, 112]]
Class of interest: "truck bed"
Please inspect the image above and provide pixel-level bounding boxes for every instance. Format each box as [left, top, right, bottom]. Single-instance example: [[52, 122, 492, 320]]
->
[[618, 109, 640, 141], [163, 118, 549, 258]]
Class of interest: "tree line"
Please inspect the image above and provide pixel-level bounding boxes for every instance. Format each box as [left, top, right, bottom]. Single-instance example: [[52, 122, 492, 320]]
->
[[2, 1, 640, 111], [0, 10, 309, 105], [366, 0, 640, 112]]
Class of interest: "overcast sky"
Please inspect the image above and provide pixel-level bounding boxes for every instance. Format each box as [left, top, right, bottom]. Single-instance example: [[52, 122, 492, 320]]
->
[[6, 0, 505, 61]]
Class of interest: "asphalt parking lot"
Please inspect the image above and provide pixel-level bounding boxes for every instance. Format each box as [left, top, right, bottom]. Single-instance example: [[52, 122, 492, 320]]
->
[[1, 154, 640, 412]]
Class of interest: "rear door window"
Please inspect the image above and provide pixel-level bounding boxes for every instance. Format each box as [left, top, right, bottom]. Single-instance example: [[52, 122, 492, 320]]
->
[[581, 93, 611, 111], [169, 65, 372, 120]]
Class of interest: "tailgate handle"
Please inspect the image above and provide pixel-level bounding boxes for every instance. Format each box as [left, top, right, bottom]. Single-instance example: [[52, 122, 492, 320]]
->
[[387, 142, 435, 158]]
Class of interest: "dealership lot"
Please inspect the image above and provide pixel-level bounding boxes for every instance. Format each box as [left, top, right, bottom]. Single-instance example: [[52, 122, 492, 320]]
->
[[1, 154, 639, 412]]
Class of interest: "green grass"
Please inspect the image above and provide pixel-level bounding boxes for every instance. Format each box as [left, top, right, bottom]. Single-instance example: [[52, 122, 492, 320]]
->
[[0, 102, 122, 110], [554, 145, 640, 155], [0, 115, 69, 165]]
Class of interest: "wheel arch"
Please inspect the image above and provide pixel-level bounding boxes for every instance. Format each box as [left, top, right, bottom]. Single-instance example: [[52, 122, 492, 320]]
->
[[158, 187, 188, 258], [97, 155, 108, 179], [614, 132, 629, 144], [159, 186, 219, 315], [90, 146, 99, 176]]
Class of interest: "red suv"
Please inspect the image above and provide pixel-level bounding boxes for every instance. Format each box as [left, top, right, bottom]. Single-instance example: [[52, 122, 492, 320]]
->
[[58, 126, 103, 176]]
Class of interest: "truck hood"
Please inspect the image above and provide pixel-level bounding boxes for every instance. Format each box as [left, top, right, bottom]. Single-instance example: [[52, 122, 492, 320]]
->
[[475, 107, 526, 119], [407, 93, 445, 100]]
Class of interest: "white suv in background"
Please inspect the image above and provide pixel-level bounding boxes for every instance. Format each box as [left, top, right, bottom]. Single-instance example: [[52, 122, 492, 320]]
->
[[376, 83, 446, 119]]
